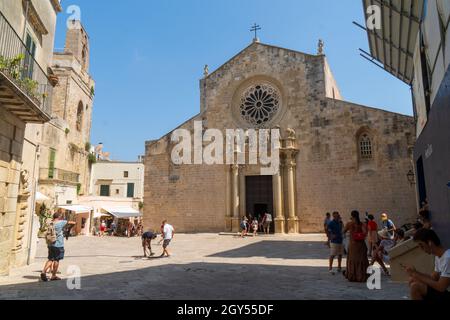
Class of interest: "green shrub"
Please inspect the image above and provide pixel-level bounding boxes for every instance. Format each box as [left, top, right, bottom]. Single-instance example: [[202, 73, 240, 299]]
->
[[88, 153, 97, 164], [21, 77, 39, 96]]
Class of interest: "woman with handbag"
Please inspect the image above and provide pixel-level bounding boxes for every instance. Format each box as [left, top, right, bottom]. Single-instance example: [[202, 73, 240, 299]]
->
[[343, 210, 369, 282]]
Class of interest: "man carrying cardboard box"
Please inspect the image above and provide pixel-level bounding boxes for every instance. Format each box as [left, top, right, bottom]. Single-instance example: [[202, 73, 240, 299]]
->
[[404, 229, 450, 301]]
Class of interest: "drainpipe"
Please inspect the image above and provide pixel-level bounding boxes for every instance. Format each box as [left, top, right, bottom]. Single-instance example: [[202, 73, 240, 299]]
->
[[25, 139, 39, 265]]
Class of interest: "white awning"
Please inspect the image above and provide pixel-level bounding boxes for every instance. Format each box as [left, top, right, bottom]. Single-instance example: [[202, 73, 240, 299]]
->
[[35, 192, 50, 202], [58, 205, 92, 214], [93, 211, 110, 219], [101, 206, 142, 219]]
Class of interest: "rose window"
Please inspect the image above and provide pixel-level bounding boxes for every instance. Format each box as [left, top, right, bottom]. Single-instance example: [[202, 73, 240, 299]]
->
[[239, 84, 280, 127]]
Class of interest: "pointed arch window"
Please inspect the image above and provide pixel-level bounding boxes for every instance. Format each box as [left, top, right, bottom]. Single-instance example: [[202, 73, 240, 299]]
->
[[76, 101, 83, 131], [359, 133, 373, 160]]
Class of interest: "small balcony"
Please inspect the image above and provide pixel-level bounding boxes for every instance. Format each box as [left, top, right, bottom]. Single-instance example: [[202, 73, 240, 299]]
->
[[0, 10, 54, 123], [40, 168, 80, 185]]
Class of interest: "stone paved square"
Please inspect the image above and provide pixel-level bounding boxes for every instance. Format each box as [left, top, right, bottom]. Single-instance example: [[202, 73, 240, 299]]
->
[[0, 234, 410, 300]]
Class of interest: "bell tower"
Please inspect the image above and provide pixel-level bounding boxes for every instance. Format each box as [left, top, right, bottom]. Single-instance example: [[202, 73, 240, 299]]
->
[[65, 19, 90, 71]]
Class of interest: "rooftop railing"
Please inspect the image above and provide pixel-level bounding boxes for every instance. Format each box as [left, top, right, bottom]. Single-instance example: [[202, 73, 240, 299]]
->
[[0, 10, 53, 116]]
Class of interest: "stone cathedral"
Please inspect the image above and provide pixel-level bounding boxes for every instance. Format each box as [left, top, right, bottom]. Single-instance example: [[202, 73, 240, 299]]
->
[[144, 40, 417, 234]]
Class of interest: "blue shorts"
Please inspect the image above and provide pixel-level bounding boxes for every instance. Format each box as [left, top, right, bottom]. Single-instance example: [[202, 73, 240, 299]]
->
[[48, 246, 65, 261]]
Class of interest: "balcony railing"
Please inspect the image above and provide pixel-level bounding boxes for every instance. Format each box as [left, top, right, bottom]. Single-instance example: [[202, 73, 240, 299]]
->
[[0, 10, 53, 120], [40, 168, 80, 184]]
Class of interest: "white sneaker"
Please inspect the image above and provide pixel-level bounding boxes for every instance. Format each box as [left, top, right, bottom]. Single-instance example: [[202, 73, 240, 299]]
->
[[329, 269, 335, 275]]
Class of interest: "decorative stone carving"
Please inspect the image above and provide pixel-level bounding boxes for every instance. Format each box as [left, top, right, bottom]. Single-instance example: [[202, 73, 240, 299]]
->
[[318, 39, 324, 55], [286, 128, 296, 140], [204, 65, 209, 77], [12, 170, 31, 252], [239, 83, 280, 127]]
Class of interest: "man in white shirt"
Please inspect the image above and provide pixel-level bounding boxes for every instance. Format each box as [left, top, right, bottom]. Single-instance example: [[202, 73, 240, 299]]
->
[[404, 228, 450, 300], [263, 212, 273, 235], [161, 220, 175, 258]]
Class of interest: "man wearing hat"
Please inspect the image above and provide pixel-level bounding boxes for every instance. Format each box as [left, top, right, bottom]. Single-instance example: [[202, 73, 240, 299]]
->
[[380, 213, 396, 240]]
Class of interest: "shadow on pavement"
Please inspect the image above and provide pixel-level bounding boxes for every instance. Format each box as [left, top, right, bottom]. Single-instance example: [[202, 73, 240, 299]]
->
[[208, 241, 327, 260], [0, 262, 407, 300]]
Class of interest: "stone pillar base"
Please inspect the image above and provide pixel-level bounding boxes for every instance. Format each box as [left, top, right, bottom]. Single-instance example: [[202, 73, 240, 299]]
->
[[231, 217, 241, 233], [274, 218, 286, 234], [225, 217, 233, 232], [287, 217, 299, 234]]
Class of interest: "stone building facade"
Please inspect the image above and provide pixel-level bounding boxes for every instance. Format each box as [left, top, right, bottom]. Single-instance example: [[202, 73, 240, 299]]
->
[[144, 41, 417, 234], [38, 20, 95, 207], [0, 0, 61, 275]]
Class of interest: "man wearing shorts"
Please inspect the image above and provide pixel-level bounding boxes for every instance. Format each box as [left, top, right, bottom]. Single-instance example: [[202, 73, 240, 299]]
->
[[161, 220, 174, 257], [327, 211, 344, 275], [142, 230, 157, 257], [40, 213, 75, 282], [262, 212, 272, 235]]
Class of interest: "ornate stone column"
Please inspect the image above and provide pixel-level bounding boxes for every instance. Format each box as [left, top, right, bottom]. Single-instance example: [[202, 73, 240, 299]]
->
[[225, 165, 232, 232], [286, 154, 298, 233], [273, 165, 285, 234], [231, 164, 240, 232], [284, 128, 299, 234], [239, 166, 246, 218], [286, 151, 299, 234]]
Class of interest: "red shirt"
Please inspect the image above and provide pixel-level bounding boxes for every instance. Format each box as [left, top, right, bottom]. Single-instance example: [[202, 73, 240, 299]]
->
[[368, 220, 378, 231]]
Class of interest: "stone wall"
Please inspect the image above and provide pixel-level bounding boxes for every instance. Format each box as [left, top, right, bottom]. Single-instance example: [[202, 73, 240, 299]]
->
[[144, 118, 227, 233], [296, 98, 416, 232], [0, 109, 25, 275]]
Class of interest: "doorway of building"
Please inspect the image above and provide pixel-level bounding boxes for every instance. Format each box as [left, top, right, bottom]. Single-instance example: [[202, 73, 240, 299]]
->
[[254, 203, 268, 217], [245, 175, 274, 234]]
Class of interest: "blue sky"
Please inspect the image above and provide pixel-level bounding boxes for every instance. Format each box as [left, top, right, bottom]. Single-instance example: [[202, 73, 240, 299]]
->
[[55, 0, 413, 161]]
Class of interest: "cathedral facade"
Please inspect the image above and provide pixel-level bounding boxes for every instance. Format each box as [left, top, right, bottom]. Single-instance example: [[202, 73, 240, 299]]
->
[[144, 41, 417, 234]]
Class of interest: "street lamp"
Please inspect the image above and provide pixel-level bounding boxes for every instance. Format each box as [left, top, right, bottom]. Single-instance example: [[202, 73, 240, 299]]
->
[[407, 170, 416, 186]]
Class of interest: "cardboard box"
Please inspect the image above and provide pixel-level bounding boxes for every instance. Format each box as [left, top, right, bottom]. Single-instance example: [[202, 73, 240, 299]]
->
[[388, 238, 435, 283]]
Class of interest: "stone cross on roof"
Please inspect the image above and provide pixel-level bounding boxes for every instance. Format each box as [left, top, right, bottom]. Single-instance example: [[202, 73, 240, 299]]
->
[[251, 23, 261, 43]]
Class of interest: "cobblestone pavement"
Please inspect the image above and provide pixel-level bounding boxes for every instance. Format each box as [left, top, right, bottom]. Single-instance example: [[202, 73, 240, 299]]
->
[[0, 234, 410, 300]]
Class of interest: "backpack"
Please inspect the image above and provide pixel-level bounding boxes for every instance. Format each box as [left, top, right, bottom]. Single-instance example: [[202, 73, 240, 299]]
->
[[45, 220, 57, 246]]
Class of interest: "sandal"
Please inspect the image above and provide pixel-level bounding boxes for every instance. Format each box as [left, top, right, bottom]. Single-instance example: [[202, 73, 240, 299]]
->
[[50, 276, 62, 281], [40, 273, 48, 282]]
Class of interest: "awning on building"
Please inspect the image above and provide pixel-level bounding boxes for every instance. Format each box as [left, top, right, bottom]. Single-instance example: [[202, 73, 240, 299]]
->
[[361, 0, 425, 84], [101, 206, 142, 219], [58, 205, 92, 214], [93, 212, 110, 219], [35, 192, 50, 202]]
